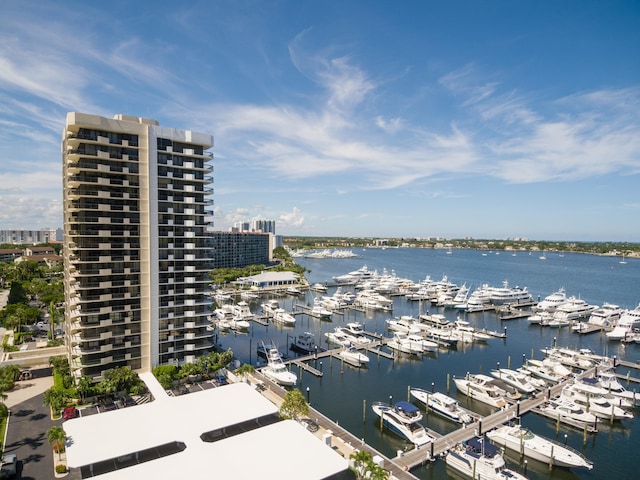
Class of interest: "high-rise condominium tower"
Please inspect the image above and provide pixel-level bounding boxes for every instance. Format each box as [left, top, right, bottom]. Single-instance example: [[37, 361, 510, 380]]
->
[[62, 113, 214, 379]]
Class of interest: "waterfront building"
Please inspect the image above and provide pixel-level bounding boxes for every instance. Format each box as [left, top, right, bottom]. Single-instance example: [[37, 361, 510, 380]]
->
[[209, 231, 272, 269], [62, 112, 214, 379]]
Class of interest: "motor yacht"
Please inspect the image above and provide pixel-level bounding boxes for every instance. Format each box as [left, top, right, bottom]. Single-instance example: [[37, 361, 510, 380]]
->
[[540, 396, 598, 425], [606, 305, 640, 341], [335, 325, 373, 345], [261, 346, 297, 386], [260, 299, 280, 317], [324, 329, 352, 348], [453, 373, 516, 408], [386, 316, 421, 334], [337, 346, 370, 367], [487, 424, 593, 470], [490, 368, 537, 395], [560, 380, 633, 420], [553, 297, 598, 322], [271, 308, 296, 326], [231, 301, 254, 322], [535, 288, 568, 312], [410, 389, 473, 424], [289, 332, 323, 355], [487, 281, 533, 306], [371, 401, 433, 447], [406, 333, 439, 353], [386, 332, 424, 355], [445, 437, 528, 480]]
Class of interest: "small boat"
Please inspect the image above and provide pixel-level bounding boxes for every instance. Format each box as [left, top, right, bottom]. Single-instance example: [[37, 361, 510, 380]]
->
[[310, 283, 328, 293], [257, 343, 287, 360], [286, 286, 303, 296], [453, 373, 517, 408], [290, 332, 323, 355], [308, 301, 333, 319], [528, 311, 553, 325], [410, 389, 473, 424], [487, 423, 593, 470], [337, 346, 370, 367], [261, 345, 297, 386], [371, 401, 433, 447], [445, 436, 528, 480], [337, 322, 372, 345]]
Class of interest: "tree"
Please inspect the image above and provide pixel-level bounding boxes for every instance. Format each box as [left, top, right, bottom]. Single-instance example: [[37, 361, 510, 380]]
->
[[153, 365, 178, 390], [43, 387, 70, 415], [278, 388, 309, 420], [236, 364, 255, 376], [350, 450, 373, 480], [75, 376, 95, 403], [47, 426, 67, 460]]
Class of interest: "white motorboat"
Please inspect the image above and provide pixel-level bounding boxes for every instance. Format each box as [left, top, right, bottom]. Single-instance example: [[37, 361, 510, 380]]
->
[[324, 329, 352, 348], [386, 332, 424, 355], [290, 332, 323, 355], [386, 316, 421, 334], [541, 347, 597, 370], [591, 368, 640, 407], [527, 311, 553, 325], [535, 288, 568, 312], [606, 305, 640, 341], [410, 389, 473, 424], [371, 401, 433, 447], [338, 322, 372, 344], [445, 437, 528, 480], [560, 381, 633, 420], [406, 333, 439, 353], [232, 301, 254, 321], [583, 303, 622, 328], [522, 358, 571, 384], [453, 373, 515, 408], [271, 308, 296, 326], [337, 346, 370, 367], [260, 299, 280, 317], [490, 368, 537, 395], [540, 397, 598, 425], [261, 346, 297, 386], [487, 424, 593, 470], [285, 286, 303, 296], [310, 283, 328, 293], [308, 299, 333, 319], [240, 290, 260, 301], [454, 319, 492, 342], [333, 265, 374, 284]]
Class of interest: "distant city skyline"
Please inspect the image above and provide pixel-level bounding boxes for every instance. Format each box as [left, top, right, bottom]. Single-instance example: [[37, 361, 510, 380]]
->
[[1, 1, 639, 241]]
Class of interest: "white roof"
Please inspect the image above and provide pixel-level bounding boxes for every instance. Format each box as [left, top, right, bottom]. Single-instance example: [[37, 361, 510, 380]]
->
[[63, 375, 347, 479], [244, 271, 299, 282]]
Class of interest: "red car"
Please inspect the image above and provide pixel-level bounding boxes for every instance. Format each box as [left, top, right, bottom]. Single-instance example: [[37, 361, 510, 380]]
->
[[62, 406, 77, 420]]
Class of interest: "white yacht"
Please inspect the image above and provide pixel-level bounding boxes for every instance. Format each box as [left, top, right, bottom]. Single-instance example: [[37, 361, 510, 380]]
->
[[541, 346, 598, 370], [535, 288, 568, 312], [410, 389, 473, 424], [606, 305, 640, 340], [591, 368, 640, 407], [487, 424, 593, 470], [585, 303, 622, 328], [261, 346, 297, 386], [271, 308, 296, 326], [487, 281, 533, 306], [333, 265, 374, 284], [522, 358, 571, 384], [386, 315, 421, 334], [232, 301, 254, 322], [445, 437, 528, 480], [289, 332, 322, 355], [553, 296, 598, 322], [337, 346, 370, 367], [324, 329, 352, 348], [386, 332, 424, 355], [308, 299, 333, 319], [260, 299, 280, 317], [335, 325, 373, 345], [540, 397, 598, 425], [490, 368, 537, 395], [453, 373, 515, 408], [406, 333, 439, 353], [371, 401, 433, 447], [453, 319, 492, 342], [560, 381, 633, 420], [527, 311, 553, 325]]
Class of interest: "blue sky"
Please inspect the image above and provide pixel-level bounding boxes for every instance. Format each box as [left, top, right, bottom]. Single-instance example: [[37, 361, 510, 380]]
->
[[1, 1, 639, 241]]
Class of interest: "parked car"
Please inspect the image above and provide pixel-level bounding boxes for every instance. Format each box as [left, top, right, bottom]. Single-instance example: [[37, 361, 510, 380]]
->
[[62, 406, 77, 420], [0, 453, 17, 479], [18, 370, 32, 381]]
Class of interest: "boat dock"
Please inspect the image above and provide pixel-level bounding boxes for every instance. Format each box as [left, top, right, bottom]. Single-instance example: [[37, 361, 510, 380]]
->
[[497, 305, 534, 320], [393, 366, 598, 471], [572, 323, 605, 335]]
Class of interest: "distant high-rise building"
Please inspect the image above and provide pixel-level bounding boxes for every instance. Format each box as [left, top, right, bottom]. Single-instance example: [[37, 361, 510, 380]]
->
[[62, 112, 214, 379], [0, 228, 58, 245], [251, 219, 276, 234]]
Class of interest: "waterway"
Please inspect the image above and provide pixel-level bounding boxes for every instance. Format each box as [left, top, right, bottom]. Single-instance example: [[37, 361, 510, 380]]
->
[[215, 248, 640, 479]]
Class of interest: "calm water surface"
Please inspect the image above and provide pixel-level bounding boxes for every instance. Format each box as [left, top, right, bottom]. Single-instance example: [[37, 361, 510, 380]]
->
[[216, 248, 640, 479]]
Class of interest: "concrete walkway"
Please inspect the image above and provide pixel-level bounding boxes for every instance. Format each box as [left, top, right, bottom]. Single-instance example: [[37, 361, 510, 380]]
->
[[5, 375, 53, 408]]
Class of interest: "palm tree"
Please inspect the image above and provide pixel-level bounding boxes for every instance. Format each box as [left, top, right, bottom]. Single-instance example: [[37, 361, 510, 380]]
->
[[47, 426, 67, 460], [349, 450, 372, 479]]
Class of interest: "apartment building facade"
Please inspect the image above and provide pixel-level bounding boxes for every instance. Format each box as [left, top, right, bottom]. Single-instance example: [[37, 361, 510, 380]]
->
[[62, 112, 214, 379]]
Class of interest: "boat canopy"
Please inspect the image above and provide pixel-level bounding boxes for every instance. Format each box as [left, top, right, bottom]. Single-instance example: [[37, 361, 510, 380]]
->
[[395, 401, 420, 416], [466, 436, 499, 457]]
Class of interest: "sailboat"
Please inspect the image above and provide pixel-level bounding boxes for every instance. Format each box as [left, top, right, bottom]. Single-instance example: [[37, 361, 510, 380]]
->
[[539, 250, 547, 260], [619, 254, 627, 265]]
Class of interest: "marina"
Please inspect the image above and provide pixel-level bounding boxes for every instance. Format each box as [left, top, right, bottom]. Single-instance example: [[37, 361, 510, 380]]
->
[[213, 247, 640, 479]]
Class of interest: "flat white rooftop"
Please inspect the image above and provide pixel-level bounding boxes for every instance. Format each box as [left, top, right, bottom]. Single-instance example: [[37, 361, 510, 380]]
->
[[63, 375, 348, 479]]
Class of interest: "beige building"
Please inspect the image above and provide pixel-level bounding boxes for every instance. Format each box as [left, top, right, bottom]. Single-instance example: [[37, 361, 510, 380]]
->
[[62, 112, 214, 380]]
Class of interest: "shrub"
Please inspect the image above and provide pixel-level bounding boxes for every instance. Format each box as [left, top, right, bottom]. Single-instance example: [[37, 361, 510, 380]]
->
[[55, 464, 68, 474]]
